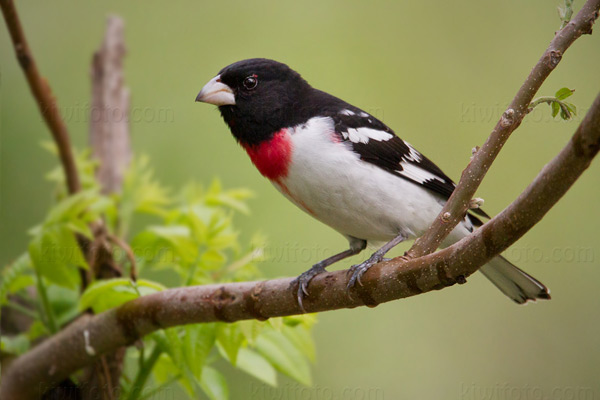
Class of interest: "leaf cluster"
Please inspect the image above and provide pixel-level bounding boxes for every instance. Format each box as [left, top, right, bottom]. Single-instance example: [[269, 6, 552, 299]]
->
[[0, 150, 317, 399]]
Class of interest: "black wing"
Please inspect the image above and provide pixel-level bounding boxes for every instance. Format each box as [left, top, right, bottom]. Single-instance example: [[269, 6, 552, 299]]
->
[[328, 108, 490, 220]]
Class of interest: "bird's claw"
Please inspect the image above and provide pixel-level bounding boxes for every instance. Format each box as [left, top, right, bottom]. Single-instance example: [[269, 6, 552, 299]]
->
[[347, 254, 383, 289], [290, 264, 326, 312]]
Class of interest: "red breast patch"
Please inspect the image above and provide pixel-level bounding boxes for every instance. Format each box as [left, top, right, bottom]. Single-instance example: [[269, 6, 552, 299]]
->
[[243, 129, 292, 180]]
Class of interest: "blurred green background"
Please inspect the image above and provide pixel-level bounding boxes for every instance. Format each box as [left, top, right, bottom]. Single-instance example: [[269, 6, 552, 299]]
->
[[1, 0, 599, 399]]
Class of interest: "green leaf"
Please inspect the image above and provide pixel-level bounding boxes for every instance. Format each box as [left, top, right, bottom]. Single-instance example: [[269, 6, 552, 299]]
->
[[47, 285, 79, 326], [238, 320, 262, 345], [282, 313, 317, 328], [152, 325, 218, 399], [564, 102, 577, 116], [183, 324, 217, 378], [551, 101, 560, 118], [0, 253, 33, 305], [43, 189, 105, 226], [152, 352, 195, 396], [216, 323, 245, 365], [268, 317, 284, 331], [236, 348, 277, 387], [66, 221, 94, 239], [200, 366, 229, 400], [0, 334, 30, 355], [282, 325, 316, 363], [206, 190, 253, 214], [148, 225, 198, 263], [29, 228, 82, 290], [555, 87, 574, 100], [79, 278, 165, 313], [255, 329, 312, 386], [152, 352, 177, 385], [26, 320, 50, 341], [200, 249, 226, 270]]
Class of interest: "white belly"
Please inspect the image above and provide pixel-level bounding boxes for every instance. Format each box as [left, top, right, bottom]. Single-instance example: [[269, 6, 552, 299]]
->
[[274, 117, 472, 244]]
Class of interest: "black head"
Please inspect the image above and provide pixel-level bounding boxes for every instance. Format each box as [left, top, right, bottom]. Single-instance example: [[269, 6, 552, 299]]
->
[[196, 58, 315, 145]]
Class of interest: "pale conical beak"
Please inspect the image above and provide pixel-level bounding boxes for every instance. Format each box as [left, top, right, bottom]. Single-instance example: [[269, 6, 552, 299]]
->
[[195, 75, 235, 106]]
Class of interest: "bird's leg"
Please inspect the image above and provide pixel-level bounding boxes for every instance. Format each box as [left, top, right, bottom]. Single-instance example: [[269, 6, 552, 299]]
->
[[347, 232, 407, 289], [291, 241, 366, 311]]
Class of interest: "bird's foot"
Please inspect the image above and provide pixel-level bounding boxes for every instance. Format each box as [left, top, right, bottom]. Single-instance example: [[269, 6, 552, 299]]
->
[[290, 263, 326, 312], [347, 253, 384, 289]]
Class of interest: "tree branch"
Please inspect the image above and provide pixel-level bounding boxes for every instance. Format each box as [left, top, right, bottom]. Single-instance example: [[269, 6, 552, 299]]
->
[[82, 16, 132, 400], [0, 0, 81, 194], [407, 0, 600, 258], [1, 91, 599, 399], [90, 16, 131, 195]]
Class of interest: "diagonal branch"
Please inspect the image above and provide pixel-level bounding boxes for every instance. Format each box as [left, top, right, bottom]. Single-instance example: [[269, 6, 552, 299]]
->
[[0, 0, 80, 194], [407, 0, 600, 258], [1, 91, 599, 400]]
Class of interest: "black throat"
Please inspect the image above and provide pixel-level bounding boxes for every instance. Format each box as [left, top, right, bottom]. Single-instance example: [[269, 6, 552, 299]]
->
[[218, 104, 283, 146]]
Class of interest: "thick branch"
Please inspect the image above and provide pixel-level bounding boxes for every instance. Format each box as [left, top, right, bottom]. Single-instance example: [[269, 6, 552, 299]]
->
[[0, 0, 81, 194], [2, 92, 599, 400], [407, 0, 600, 258]]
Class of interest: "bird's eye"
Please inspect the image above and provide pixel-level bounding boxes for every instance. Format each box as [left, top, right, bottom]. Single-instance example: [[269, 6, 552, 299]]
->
[[243, 75, 258, 90]]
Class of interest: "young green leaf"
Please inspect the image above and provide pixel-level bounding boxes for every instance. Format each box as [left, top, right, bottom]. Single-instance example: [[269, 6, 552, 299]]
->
[[47, 285, 80, 326], [79, 278, 166, 313], [564, 102, 577, 116], [0, 253, 33, 305], [0, 334, 30, 356], [551, 101, 560, 118], [282, 325, 316, 363], [255, 329, 312, 386], [236, 348, 278, 387], [29, 229, 82, 290], [555, 87, 575, 100], [182, 324, 217, 378], [238, 320, 262, 345], [216, 323, 245, 366], [200, 366, 229, 400]]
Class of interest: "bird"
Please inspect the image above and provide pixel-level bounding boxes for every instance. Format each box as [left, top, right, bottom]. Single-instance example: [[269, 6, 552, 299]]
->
[[195, 58, 550, 309]]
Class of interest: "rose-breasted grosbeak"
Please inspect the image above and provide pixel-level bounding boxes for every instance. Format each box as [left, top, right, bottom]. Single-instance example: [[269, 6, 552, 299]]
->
[[196, 58, 550, 309]]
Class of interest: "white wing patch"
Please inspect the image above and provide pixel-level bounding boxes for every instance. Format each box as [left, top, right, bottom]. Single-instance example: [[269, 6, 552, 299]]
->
[[341, 127, 394, 144], [403, 142, 422, 162], [339, 109, 355, 116], [397, 162, 444, 184]]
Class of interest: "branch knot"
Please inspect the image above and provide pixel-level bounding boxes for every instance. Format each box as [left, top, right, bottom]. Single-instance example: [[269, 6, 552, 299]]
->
[[500, 108, 516, 128], [547, 50, 563, 69]]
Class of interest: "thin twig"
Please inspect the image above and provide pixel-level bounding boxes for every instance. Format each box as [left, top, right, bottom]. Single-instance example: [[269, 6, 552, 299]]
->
[[1, 0, 93, 293], [0, 0, 80, 194], [2, 91, 599, 399], [407, 0, 600, 259], [107, 234, 138, 281], [100, 356, 115, 400]]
